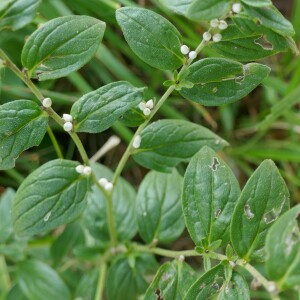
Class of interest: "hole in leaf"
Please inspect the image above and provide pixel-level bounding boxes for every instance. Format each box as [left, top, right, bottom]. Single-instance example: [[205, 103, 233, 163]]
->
[[210, 157, 220, 171], [215, 209, 221, 218], [254, 35, 273, 50], [244, 204, 255, 219], [212, 87, 218, 93]]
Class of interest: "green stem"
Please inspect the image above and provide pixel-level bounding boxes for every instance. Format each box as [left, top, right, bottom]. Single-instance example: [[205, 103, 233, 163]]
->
[[0, 48, 90, 165], [93, 178, 118, 247], [94, 261, 107, 300], [112, 38, 208, 185], [47, 126, 64, 159], [4, 168, 25, 184], [237, 259, 275, 296]]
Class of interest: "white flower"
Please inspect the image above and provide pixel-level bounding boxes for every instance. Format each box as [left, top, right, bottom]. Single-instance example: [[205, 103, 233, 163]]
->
[[83, 166, 92, 175], [213, 33, 222, 42], [133, 135, 141, 149], [232, 3, 242, 13], [146, 99, 154, 109], [62, 113, 73, 122], [138, 102, 146, 111], [189, 51, 197, 59], [203, 31, 212, 42], [180, 44, 190, 55], [42, 98, 52, 108], [99, 177, 109, 186], [75, 164, 84, 174], [63, 122, 73, 132], [218, 20, 228, 30], [104, 182, 113, 192], [143, 107, 151, 116], [210, 19, 219, 28]]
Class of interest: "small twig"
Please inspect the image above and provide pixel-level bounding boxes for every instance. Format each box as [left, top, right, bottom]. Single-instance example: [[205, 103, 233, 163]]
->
[[90, 135, 121, 162]]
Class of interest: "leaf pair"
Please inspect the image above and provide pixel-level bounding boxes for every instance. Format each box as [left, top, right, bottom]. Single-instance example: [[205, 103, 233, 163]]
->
[[182, 146, 289, 262]]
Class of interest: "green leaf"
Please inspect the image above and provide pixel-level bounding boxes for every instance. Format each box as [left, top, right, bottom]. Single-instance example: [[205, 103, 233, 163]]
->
[[0, 100, 48, 170], [107, 254, 158, 300], [243, 4, 295, 36], [137, 169, 185, 244], [12, 159, 90, 237], [0, 0, 14, 12], [18, 259, 71, 300], [185, 264, 250, 299], [185, 264, 225, 299], [159, 0, 194, 15], [217, 271, 250, 300], [187, 0, 231, 21], [0, 0, 40, 31], [133, 119, 228, 173], [209, 17, 291, 61], [0, 188, 14, 243], [50, 222, 84, 266], [21, 15, 105, 80], [241, 0, 272, 7], [71, 81, 144, 133], [180, 58, 270, 106], [182, 147, 240, 247], [83, 163, 137, 242], [266, 205, 300, 290], [230, 160, 290, 262], [144, 260, 197, 299], [75, 268, 98, 300], [116, 7, 184, 70], [119, 108, 145, 127], [7, 285, 28, 300]]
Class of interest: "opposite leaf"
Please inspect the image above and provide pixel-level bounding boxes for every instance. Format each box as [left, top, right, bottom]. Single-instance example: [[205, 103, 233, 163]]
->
[[230, 160, 289, 262], [209, 17, 291, 61], [180, 58, 270, 106], [18, 259, 71, 300], [243, 4, 295, 37], [182, 146, 240, 247], [0, 188, 15, 243], [106, 254, 158, 300], [0, 100, 48, 170], [137, 169, 185, 244], [159, 0, 194, 15], [187, 0, 231, 21], [241, 0, 272, 7], [83, 163, 137, 242], [0, 0, 40, 31], [12, 159, 90, 237], [266, 204, 300, 290], [133, 119, 228, 173], [21, 15, 105, 80], [116, 7, 184, 70], [71, 81, 144, 133], [144, 260, 197, 300], [185, 264, 250, 300]]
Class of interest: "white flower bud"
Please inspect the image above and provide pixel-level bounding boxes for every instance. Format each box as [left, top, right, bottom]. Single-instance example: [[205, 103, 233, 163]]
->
[[143, 107, 151, 116], [99, 178, 108, 186], [232, 3, 242, 13], [104, 182, 113, 192], [62, 113, 73, 122], [218, 20, 228, 30], [229, 261, 236, 268], [213, 33, 222, 42], [63, 122, 73, 132], [146, 99, 154, 109], [178, 255, 185, 262], [42, 97, 52, 108], [138, 102, 146, 111], [133, 135, 141, 149], [83, 166, 92, 175], [210, 19, 219, 28], [180, 44, 190, 55], [203, 31, 212, 42], [75, 164, 84, 174], [189, 51, 197, 59]]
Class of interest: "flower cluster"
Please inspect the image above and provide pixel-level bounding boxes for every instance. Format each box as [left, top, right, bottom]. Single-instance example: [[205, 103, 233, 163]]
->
[[139, 99, 154, 116], [180, 45, 197, 60], [62, 113, 73, 132], [98, 177, 114, 192], [75, 164, 92, 176]]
